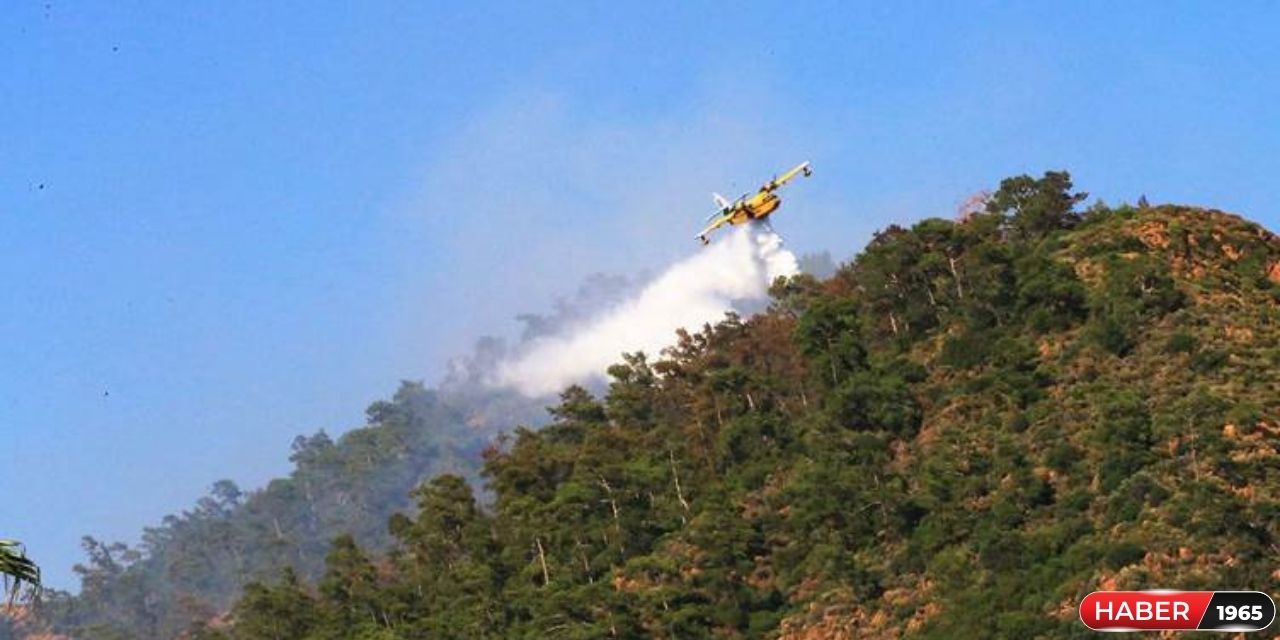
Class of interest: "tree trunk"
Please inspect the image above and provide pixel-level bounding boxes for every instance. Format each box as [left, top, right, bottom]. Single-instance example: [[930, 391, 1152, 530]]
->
[[669, 449, 691, 519], [948, 255, 965, 299], [598, 476, 624, 553], [535, 537, 550, 586]]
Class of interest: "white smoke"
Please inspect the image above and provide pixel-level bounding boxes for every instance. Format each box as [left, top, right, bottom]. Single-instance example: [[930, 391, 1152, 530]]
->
[[497, 224, 799, 396]]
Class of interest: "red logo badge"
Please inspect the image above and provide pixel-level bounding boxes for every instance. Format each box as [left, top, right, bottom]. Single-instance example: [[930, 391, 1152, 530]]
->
[[1080, 591, 1275, 632]]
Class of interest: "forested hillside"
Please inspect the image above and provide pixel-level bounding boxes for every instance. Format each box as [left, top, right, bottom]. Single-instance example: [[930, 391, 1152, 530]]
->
[[9, 274, 654, 640], [18, 172, 1280, 639], [10, 383, 537, 639]]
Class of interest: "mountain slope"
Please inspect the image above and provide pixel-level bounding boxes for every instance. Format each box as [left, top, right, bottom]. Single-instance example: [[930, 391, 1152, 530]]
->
[[23, 384, 544, 639], [202, 174, 1276, 640], [777, 201, 1280, 638], [25, 172, 1280, 639]]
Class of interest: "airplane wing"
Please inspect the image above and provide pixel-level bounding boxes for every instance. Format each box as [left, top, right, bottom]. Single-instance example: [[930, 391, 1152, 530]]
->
[[762, 161, 812, 192], [712, 192, 731, 209], [695, 214, 729, 244]]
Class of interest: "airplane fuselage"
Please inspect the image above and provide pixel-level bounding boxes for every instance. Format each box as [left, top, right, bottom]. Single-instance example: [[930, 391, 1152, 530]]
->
[[727, 191, 781, 225]]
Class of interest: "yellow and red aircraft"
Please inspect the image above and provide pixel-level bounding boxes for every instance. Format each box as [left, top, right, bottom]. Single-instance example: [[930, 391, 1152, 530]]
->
[[695, 161, 812, 245]]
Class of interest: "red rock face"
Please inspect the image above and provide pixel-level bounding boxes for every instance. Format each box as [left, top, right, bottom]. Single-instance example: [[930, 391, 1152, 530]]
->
[[1268, 260, 1280, 284]]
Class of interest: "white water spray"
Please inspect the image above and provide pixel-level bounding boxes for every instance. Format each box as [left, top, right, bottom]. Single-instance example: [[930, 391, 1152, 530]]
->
[[497, 225, 798, 396]]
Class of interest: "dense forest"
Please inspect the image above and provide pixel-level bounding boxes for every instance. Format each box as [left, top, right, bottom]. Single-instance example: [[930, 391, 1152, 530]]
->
[[11, 172, 1280, 639]]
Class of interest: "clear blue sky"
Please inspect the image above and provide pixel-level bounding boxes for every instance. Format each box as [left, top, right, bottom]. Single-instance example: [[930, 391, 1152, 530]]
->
[[3, 2, 1277, 589]]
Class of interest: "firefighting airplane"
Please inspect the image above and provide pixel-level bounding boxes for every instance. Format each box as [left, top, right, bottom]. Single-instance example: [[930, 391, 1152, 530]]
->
[[695, 161, 812, 245]]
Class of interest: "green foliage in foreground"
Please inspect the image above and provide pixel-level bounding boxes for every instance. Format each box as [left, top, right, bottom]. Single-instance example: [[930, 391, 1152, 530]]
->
[[0, 540, 39, 605], [34, 172, 1280, 639]]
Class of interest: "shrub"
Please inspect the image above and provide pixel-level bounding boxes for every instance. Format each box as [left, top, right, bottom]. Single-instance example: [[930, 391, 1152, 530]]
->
[[1165, 332, 1198, 354]]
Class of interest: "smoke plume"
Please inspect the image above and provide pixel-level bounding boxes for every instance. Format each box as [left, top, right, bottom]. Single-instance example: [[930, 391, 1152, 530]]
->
[[497, 224, 798, 396]]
